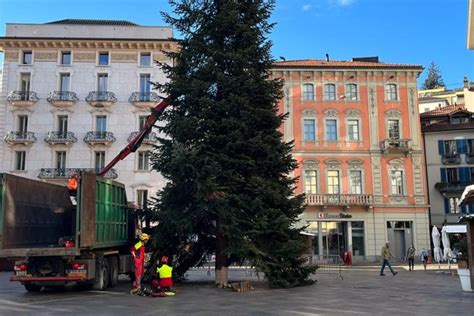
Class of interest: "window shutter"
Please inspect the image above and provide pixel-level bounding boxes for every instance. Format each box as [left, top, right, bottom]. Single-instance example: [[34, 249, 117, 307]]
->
[[456, 139, 467, 154], [443, 198, 449, 214], [438, 140, 444, 155], [459, 167, 470, 182], [440, 168, 447, 182]]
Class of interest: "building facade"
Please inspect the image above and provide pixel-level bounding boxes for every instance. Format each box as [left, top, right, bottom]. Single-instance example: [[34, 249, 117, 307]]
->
[[271, 58, 430, 261], [421, 104, 474, 226], [0, 19, 178, 206]]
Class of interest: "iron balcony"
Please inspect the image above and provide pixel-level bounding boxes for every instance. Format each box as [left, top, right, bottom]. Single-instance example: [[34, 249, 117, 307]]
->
[[465, 153, 474, 164], [83, 131, 116, 146], [381, 138, 412, 156], [86, 91, 117, 107], [435, 181, 471, 194], [129, 92, 161, 108], [127, 131, 158, 144], [305, 194, 374, 206], [47, 91, 79, 107], [7, 91, 39, 107], [38, 168, 117, 180], [441, 154, 461, 165], [44, 131, 78, 145], [4, 131, 37, 145]]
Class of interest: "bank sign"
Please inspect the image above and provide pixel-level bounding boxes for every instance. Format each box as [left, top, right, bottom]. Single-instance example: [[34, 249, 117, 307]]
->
[[318, 212, 352, 219]]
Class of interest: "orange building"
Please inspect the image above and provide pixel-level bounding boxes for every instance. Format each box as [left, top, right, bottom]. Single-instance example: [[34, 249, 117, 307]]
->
[[271, 57, 430, 262]]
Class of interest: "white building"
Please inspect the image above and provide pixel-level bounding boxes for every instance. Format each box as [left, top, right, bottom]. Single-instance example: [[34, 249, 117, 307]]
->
[[0, 19, 178, 207]]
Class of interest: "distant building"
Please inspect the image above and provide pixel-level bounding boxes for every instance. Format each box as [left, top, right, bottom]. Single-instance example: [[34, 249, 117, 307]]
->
[[417, 77, 474, 113], [271, 57, 429, 262], [421, 104, 474, 226], [0, 19, 178, 206]]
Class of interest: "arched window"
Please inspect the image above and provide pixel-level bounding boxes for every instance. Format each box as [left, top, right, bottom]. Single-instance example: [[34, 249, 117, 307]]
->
[[302, 83, 314, 101], [385, 84, 398, 101], [324, 83, 336, 100], [346, 83, 358, 101]]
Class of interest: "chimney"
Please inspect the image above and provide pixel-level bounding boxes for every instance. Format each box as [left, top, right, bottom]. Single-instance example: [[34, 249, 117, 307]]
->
[[464, 76, 469, 89], [325, 53, 329, 62]]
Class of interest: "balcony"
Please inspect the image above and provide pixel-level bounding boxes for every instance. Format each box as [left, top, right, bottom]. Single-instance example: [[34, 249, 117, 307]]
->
[[47, 91, 79, 107], [465, 153, 474, 164], [441, 154, 461, 165], [83, 131, 116, 146], [7, 91, 39, 107], [4, 131, 37, 145], [435, 181, 471, 194], [129, 92, 161, 108], [38, 168, 117, 180], [305, 194, 374, 206], [44, 131, 78, 145], [381, 139, 412, 156], [127, 131, 158, 145], [86, 91, 117, 107]]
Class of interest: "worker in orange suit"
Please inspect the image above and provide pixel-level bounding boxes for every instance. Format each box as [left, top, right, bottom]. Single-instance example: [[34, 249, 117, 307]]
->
[[131, 233, 150, 291], [67, 174, 78, 196]]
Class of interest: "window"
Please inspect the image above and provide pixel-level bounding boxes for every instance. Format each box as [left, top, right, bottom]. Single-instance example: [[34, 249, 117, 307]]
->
[[448, 197, 461, 214], [96, 116, 107, 132], [138, 151, 150, 171], [56, 151, 67, 170], [324, 84, 336, 100], [388, 119, 400, 139], [349, 170, 362, 194], [58, 115, 68, 134], [61, 51, 71, 65], [59, 73, 70, 92], [139, 116, 148, 130], [15, 151, 26, 171], [390, 170, 403, 195], [18, 115, 28, 132], [446, 168, 459, 183], [140, 53, 151, 66], [346, 84, 358, 101], [385, 84, 398, 101], [351, 222, 365, 256], [304, 170, 318, 194], [98, 52, 109, 65], [139, 74, 151, 100], [302, 84, 314, 101], [22, 51, 32, 64], [137, 189, 148, 209], [303, 119, 316, 141], [443, 140, 457, 155], [347, 119, 360, 141], [20, 73, 31, 99], [327, 170, 340, 194], [97, 74, 108, 92], [95, 151, 106, 171], [325, 119, 337, 141]]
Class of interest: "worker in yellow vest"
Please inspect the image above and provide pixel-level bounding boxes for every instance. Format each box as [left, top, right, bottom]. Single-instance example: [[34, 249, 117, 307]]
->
[[152, 256, 175, 297], [130, 233, 150, 290]]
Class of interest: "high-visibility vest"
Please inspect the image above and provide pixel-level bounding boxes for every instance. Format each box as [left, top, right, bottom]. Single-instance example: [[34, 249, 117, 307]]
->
[[67, 177, 78, 190], [157, 264, 173, 278]]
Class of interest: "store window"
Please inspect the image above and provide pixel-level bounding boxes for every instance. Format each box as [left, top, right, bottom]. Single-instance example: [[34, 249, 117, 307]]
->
[[351, 221, 365, 256]]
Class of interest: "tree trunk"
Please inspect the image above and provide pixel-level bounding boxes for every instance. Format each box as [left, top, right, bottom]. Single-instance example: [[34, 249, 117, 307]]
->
[[215, 221, 229, 287]]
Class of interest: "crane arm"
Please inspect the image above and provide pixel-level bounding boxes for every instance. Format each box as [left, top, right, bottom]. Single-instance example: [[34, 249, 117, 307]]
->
[[97, 96, 170, 177]]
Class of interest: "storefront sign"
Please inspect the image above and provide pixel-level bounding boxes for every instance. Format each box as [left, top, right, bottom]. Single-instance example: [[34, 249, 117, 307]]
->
[[318, 212, 352, 219]]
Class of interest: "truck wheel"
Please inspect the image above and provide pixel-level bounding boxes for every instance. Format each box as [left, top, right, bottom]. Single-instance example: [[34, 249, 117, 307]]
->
[[108, 256, 119, 287], [93, 258, 110, 290], [24, 283, 42, 292]]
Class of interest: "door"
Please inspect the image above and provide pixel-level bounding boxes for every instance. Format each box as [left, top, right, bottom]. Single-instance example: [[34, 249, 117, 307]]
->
[[20, 73, 31, 100], [139, 74, 151, 101], [393, 230, 406, 260]]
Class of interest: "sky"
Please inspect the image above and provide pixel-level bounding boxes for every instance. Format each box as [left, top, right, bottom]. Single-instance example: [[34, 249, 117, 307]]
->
[[0, 0, 472, 89]]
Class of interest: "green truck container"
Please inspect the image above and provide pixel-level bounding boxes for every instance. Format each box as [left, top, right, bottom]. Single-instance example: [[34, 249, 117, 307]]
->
[[0, 172, 136, 292]]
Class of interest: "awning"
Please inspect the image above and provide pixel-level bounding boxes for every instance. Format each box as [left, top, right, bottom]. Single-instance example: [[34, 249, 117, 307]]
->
[[444, 224, 467, 233], [458, 184, 474, 206], [300, 231, 316, 237]]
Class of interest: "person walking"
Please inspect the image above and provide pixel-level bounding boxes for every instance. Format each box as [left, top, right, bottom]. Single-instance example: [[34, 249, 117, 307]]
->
[[406, 244, 416, 271], [380, 241, 398, 276], [419, 247, 429, 271]]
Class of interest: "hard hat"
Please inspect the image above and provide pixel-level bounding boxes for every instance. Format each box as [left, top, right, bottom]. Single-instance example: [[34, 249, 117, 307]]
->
[[161, 256, 168, 264], [140, 233, 150, 241]]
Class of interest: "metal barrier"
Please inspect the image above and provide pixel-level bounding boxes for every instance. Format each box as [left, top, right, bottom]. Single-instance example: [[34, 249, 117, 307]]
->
[[307, 255, 343, 279], [190, 256, 260, 279]]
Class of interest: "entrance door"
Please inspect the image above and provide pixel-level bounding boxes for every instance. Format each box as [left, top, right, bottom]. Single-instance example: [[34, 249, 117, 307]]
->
[[393, 230, 406, 259], [321, 221, 347, 258]]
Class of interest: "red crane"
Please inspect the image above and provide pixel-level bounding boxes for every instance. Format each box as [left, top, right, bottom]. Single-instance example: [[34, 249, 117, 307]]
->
[[97, 96, 170, 177]]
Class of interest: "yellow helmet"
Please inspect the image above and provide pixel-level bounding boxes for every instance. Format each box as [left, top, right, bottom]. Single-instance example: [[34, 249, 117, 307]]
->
[[140, 233, 150, 241]]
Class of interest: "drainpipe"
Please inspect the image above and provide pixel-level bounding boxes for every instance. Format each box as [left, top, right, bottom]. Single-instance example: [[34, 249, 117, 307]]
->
[[422, 131, 433, 252]]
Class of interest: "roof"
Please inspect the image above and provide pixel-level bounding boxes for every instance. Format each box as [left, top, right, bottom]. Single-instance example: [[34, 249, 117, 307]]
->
[[272, 59, 423, 70], [418, 96, 449, 103], [420, 104, 470, 118], [45, 19, 139, 26]]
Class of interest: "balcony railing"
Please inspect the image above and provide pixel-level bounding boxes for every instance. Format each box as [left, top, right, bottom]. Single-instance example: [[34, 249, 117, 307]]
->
[[38, 168, 117, 180], [127, 131, 158, 144], [441, 154, 461, 165], [465, 153, 474, 164], [7, 91, 39, 106], [381, 139, 412, 155], [4, 131, 37, 145], [83, 131, 116, 145], [129, 92, 161, 107], [85, 91, 117, 107], [305, 194, 374, 206], [47, 91, 79, 107], [435, 182, 472, 194], [44, 131, 78, 145]]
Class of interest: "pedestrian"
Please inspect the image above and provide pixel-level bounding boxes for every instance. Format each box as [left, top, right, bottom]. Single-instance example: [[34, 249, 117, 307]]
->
[[130, 233, 150, 292], [152, 256, 175, 297], [419, 247, 429, 271], [380, 241, 398, 276], [406, 244, 416, 271]]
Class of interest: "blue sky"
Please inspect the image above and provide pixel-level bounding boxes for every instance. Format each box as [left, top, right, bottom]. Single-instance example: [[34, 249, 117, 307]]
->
[[0, 0, 472, 89]]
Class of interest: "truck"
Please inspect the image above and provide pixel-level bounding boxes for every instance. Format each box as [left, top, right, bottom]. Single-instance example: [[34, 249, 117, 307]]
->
[[0, 171, 136, 291]]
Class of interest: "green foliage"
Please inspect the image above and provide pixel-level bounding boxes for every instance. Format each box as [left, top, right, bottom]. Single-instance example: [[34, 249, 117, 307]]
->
[[150, 0, 316, 287], [422, 61, 444, 90]]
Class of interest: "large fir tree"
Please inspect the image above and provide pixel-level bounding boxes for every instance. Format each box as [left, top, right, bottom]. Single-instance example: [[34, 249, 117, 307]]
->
[[422, 61, 444, 89], [150, 0, 316, 288]]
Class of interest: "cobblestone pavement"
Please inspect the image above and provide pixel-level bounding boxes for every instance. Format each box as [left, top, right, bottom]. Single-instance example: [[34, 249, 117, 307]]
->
[[0, 264, 473, 315]]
